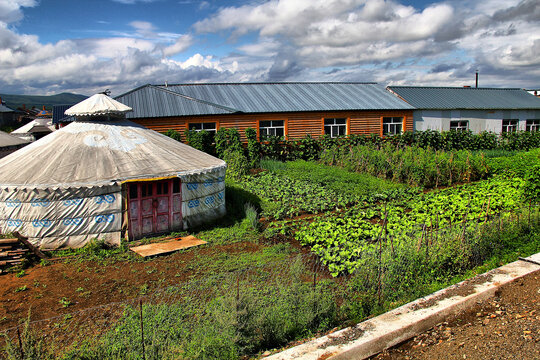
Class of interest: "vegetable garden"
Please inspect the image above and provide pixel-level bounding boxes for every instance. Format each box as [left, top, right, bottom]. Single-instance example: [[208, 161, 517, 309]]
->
[[1, 130, 539, 360]]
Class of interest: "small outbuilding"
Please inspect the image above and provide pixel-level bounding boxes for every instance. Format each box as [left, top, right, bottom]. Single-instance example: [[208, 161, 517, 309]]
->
[[0, 94, 226, 249], [0, 131, 29, 159]]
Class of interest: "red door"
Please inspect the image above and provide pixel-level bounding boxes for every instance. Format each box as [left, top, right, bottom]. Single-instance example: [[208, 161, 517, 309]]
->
[[128, 179, 182, 240]]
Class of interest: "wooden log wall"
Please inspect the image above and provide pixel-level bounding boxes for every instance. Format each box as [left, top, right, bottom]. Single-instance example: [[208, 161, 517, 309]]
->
[[132, 110, 414, 142]]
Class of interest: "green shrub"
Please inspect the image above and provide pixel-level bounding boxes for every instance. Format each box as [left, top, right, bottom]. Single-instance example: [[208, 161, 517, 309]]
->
[[245, 128, 261, 168], [223, 148, 249, 181], [523, 165, 540, 203], [164, 129, 182, 142], [184, 129, 214, 154], [3, 313, 53, 360], [215, 128, 242, 158]]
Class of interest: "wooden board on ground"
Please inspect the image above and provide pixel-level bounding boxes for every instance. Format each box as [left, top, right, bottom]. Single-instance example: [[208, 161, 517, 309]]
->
[[130, 236, 207, 257]]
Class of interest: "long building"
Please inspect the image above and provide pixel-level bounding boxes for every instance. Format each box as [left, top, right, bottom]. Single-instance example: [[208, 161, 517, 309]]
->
[[387, 86, 540, 133], [116, 82, 415, 140]]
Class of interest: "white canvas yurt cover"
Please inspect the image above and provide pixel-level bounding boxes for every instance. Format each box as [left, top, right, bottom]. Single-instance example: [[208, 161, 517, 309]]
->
[[0, 94, 226, 249]]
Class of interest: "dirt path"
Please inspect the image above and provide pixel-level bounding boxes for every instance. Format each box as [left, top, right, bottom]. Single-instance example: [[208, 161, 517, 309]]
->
[[373, 269, 540, 360]]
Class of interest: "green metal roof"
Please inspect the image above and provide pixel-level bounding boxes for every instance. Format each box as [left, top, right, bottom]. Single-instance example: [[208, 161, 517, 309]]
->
[[116, 85, 238, 119], [117, 82, 413, 118], [388, 86, 540, 110]]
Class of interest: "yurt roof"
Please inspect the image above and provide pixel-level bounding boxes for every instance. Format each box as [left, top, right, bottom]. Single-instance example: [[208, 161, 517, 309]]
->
[[65, 93, 132, 116], [0, 119, 225, 189], [0, 130, 29, 147]]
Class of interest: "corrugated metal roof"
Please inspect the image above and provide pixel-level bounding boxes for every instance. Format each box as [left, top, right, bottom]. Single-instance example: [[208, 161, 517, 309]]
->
[[163, 83, 413, 112], [0, 103, 15, 113], [116, 82, 413, 118], [388, 86, 540, 110], [53, 104, 76, 124], [117, 85, 238, 118]]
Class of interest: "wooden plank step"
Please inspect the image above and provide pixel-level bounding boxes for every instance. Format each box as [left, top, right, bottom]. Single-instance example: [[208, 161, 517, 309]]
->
[[0, 239, 19, 245], [130, 235, 207, 258]]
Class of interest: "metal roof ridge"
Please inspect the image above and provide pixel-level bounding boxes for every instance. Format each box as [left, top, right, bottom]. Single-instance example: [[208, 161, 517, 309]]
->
[[388, 86, 524, 90], [157, 82, 379, 86], [114, 84, 152, 99], [151, 85, 241, 113]]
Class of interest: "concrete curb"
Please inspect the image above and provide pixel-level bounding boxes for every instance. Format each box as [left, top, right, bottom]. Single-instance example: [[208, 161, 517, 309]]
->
[[267, 252, 540, 360]]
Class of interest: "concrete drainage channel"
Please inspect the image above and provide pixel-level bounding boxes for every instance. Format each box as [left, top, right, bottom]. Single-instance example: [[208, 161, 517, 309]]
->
[[267, 252, 540, 360]]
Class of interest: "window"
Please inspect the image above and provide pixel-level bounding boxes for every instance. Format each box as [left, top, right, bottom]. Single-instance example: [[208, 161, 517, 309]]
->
[[173, 178, 181, 193], [156, 182, 169, 195], [450, 120, 469, 132], [324, 118, 347, 138], [188, 122, 216, 133], [382, 117, 403, 136], [502, 119, 518, 133], [259, 120, 284, 138], [141, 183, 153, 197], [526, 119, 540, 132], [129, 183, 138, 199]]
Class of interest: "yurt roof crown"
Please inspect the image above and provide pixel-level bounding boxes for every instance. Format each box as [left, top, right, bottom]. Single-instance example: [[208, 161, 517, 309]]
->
[[65, 91, 132, 119]]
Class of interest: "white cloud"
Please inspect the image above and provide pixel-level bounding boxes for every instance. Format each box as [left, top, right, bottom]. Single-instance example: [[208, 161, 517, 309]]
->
[[162, 34, 193, 56], [194, 0, 540, 87], [0, 0, 37, 24], [1, 0, 540, 95]]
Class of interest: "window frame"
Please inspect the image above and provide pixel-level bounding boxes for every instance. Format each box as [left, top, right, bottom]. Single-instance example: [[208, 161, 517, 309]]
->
[[502, 119, 519, 133], [324, 118, 347, 138], [187, 122, 217, 133], [449, 120, 469, 132], [526, 119, 540, 132], [259, 120, 285, 138], [382, 117, 403, 136]]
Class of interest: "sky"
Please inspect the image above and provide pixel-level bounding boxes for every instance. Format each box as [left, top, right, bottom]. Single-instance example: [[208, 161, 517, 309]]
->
[[0, 0, 539, 96]]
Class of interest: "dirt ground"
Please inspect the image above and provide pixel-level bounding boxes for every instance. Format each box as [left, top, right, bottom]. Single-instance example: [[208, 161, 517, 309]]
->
[[373, 268, 540, 360], [0, 240, 266, 329]]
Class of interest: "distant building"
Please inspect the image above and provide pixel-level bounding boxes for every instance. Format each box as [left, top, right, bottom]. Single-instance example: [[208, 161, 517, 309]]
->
[[115, 83, 415, 141], [387, 86, 540, 134], [52, 104, 76, 127], [0, 130, 29, 158], [0, 97, 21, 128]]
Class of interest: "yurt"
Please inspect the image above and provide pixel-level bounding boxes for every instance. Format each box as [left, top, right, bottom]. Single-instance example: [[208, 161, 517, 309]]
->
[[0, 94, 226, 249]]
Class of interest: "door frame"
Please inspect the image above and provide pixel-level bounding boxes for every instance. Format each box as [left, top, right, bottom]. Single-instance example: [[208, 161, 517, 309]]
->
[[126, 178, 182, 240]]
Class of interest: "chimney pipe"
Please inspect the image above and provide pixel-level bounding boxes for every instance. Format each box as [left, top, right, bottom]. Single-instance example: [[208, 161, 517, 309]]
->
[[475, 70, 478, 88]]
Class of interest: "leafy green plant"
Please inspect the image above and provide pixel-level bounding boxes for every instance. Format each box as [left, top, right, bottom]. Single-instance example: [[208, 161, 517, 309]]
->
[[319, 143, 489, 188], [3, 313, 53, 360], [245, 127, 261, 168], [59, 297, 73, 308], [15, 270, 26, 278], [164, 129, 182, 142], [215, 128, 243, 158], [184, 129, 214, 154], [223, 148, 249, 181], [523, 165, 540, 203], [15, 285, 28, 293], [296, 176, 525, 276]]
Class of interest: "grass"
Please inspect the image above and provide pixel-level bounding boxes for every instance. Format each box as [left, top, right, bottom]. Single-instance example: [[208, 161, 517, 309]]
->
[[261, 159, 406, 198]]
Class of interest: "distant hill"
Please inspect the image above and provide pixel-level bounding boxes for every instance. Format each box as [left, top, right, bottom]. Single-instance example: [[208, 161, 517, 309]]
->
[[0, 93, 87, 111]]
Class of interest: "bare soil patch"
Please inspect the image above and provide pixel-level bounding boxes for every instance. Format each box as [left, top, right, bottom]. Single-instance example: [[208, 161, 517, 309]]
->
[[372, 269, 540, 360], [0, 240, 263, 330]]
